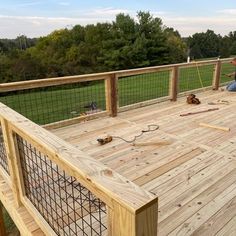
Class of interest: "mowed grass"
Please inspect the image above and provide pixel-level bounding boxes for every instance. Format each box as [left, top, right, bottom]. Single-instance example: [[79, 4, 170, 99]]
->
[[0, 63, 234, 125]]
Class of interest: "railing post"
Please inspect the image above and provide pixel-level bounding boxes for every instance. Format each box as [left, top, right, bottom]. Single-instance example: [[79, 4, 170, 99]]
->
[[169, 66, 179, 101], [105, 73, 118, 117], [108, 199, 158, 236], [0, 118, 24, 208], [0, 202, 7, 236], [213, 60, 222, 90]]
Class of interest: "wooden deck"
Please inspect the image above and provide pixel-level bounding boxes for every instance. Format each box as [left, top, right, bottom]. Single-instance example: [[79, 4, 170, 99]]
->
[[52, 89, 236, 236]]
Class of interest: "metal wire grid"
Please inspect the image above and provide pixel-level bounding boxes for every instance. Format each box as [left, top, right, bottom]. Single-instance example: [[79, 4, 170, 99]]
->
[[0, 81, 106, 125], [0, 126, 9, 175], [118, 70, 170, 107], [220, 61, 236, 84], [179, 64, 215, 93], [16, 135, 107, 236]]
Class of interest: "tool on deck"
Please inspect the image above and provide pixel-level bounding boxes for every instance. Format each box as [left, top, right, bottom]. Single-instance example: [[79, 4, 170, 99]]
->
[[97, 136, 113, 145], [97, 124, 159, 145], [180, 108, 219, 116], [199, 123, 230, 132], [186, 94, 201, 105]]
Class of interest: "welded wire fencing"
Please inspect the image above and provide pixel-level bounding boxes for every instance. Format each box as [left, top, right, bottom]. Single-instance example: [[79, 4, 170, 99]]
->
[[118, 70, 170, 107], [0, 124, 9, 175], [0, 81, 106, 125], [220, 61, 236, 85], [178, 63, 215, 93], [16, 134, 107, 236]]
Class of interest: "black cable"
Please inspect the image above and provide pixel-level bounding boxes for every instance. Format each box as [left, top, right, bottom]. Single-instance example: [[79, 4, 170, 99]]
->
[[112, 124, 159, 143]]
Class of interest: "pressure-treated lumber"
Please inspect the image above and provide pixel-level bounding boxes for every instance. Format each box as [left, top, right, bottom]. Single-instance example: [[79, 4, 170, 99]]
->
[[0, 59, 231, 93], [169, 66, 179, 101], [105, 74, 118, 117], [0, 118, 22, 207], [0, 102, 158, 236], [213, 60, 222, 90], [199, 122, 230, 132]]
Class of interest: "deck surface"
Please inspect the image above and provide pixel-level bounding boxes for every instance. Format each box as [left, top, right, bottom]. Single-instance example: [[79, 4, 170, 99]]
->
[[52, 89, 236, 236]]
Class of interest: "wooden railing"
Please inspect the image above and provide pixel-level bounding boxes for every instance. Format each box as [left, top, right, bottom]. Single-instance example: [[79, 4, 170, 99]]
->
[[0, 58, 233, 129], [0, 103, 158, 236], [0, 58, 234, 235]]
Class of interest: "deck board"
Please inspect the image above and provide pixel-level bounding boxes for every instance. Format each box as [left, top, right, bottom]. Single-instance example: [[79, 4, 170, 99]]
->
[[52, 89, 236, 235]]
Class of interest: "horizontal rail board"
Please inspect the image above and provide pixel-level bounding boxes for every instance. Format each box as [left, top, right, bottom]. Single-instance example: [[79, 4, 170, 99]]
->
[[0, 58, 232, 93], [0, 102, 157, 213]]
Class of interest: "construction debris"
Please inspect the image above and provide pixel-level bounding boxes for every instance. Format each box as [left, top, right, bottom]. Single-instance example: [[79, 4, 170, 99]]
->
[[180, 108, 219, 116], [199, 123, 230, 132]]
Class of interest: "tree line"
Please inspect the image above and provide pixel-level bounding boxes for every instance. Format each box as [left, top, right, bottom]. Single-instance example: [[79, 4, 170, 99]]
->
[[0, 11, 235, 83]]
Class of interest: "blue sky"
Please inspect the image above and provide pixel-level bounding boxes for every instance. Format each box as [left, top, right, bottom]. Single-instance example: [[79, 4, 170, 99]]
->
[[0, 0, 236, 38]]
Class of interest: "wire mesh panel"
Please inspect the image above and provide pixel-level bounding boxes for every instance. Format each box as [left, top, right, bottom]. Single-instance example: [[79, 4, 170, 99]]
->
[[0, 125, 9, 175], [118, 70, 170, 107], [179, 63, 215, 93], [220, 61, 236, 84], [0, 80, 106, 125], [16, 134, 107, 236]]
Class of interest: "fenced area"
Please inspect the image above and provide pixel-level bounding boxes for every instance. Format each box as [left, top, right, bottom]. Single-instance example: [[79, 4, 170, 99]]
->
[[0, 58, 234, 127], [0, 58, 235, 236]]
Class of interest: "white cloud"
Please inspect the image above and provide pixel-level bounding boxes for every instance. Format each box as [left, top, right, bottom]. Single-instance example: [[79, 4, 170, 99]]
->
[[217, 9, 236, 15], [0, 8, 133, 38], [162, 15, 236, 36], [0, 8, 236, 38]]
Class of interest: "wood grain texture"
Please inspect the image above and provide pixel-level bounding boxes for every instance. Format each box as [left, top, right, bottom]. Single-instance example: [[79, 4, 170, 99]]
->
[[53, 88, 236, 236], [0, 172, 44, 236], [0, 102, 158, 235]]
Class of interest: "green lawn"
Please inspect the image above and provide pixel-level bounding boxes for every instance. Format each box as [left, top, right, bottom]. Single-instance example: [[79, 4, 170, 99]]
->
[[0, 62, 234, 125]]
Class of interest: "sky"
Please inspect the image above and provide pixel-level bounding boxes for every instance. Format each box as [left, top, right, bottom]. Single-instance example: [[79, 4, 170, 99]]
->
[[0, 0, 236, 39]]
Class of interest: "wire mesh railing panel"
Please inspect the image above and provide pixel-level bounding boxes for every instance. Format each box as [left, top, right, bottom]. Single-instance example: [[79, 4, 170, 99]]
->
[[16, 134, 107, 236], [179, 64, 215, 93], [0, 125, 9, 175], [0, 80, 106, 125], [220, 61, 236, 84], [118, 70, 170, 107]]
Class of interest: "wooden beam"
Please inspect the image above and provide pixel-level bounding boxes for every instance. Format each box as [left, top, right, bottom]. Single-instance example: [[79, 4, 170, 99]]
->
[[0, 202, 7, 236], [0, 58, 232, 93], [213, 60, 222, 90], [108, 198, 158, 236], [0, 103, 158, 235], [0, 118, 23, 208], [169, 66, 179, 101], [199, 122, 230, 132], [105, 74, 118, 117]]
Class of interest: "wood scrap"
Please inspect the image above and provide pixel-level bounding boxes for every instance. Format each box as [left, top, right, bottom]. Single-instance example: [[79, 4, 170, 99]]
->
[[199, 123, 230, 132], [208, 100, 229, 105], [180, 108, 219, 117]]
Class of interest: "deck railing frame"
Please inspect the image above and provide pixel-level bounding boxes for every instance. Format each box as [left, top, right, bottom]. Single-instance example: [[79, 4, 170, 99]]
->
[[0, 58, 232, 129], [0, 103, 158, 236], [0, 58, 233, 235]]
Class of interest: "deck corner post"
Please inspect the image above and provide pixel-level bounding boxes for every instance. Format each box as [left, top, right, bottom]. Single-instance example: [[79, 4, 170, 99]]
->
[[0, 118, 24, 208], [169, 66, 179, 101], [213, 60, 222, 90], [108, 198, 158, 236], [105, 73, 118, 117]]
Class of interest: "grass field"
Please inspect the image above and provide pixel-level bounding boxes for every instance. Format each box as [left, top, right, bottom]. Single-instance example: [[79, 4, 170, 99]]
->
[[0, 62, 234, 125]]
